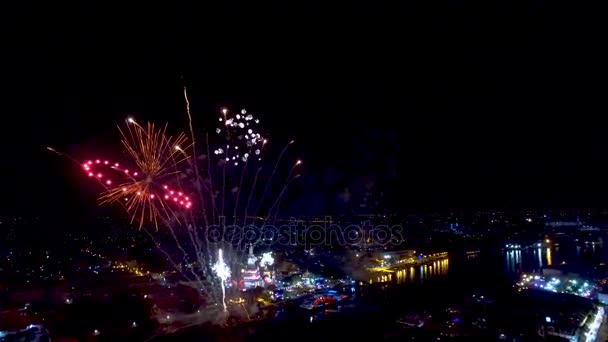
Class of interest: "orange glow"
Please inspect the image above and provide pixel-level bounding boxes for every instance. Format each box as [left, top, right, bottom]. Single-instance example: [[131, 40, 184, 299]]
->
[[90, 121, 191, 230]]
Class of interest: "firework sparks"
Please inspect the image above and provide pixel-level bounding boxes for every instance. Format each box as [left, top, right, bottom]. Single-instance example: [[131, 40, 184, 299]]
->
[[260, 252, 274, 268], [84, 121, 194, 228], [82, 157, 192, 208], [213, 108, 266, 165], [212, 248, 230, 312]]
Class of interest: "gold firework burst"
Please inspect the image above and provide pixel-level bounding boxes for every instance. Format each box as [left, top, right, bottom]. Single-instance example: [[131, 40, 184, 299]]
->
[[99, 119, 192, 229]]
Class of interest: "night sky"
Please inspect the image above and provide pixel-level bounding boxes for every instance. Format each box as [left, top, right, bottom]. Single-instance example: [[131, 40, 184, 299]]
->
[[2, 1, 607, 216]]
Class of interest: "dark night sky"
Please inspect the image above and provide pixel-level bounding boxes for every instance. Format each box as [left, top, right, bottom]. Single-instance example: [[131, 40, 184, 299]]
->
[[2, 1, 607, 216]]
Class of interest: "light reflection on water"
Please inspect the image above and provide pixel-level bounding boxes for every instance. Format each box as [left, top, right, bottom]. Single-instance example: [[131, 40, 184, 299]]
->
[[369, 242, 606, 286], [371, 258, 449, 284], [503, 242, 606, 276], [505, 247, 557, 274]]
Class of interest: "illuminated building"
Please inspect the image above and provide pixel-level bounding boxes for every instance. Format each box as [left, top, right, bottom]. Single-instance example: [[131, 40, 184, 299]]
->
[[242, 244, 261, 289]]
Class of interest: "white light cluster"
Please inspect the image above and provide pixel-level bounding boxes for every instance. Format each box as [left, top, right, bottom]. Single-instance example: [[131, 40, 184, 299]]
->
[[212, 248, 230, 281], [214, 108, 265, 165], [260, 252, 274, 267]]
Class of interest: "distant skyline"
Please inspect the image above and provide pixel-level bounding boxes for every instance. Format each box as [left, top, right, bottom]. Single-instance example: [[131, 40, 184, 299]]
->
[[3, 1, 608, 215]]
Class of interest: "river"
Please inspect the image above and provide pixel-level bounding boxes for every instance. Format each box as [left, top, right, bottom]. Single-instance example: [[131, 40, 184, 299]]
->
[[364, 237, 608, 312]]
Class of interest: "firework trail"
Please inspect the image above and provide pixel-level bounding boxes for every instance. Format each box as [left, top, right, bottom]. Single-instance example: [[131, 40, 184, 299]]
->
[[267, 163, 302, 225], [183, 86, 206, 219], [47, 146, 80, 164], [242, 167, 263, 227], [248, 140, 296, 224], [182, 87, 222, 300]]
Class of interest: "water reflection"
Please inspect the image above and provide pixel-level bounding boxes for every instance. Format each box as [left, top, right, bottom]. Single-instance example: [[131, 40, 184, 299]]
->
[[503, 242, 607, 276], [370, 243, 605, 286], [374, 258, 449, 284], [505, 250, 522, 273], [506, 248, 550, 274]]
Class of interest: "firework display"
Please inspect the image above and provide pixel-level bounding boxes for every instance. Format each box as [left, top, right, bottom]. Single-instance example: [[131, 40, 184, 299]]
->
[[214, 108, 267, 166], [82, 158, 192, 209], [51, 88, 301, 324], [79, 121, 194, 229]]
